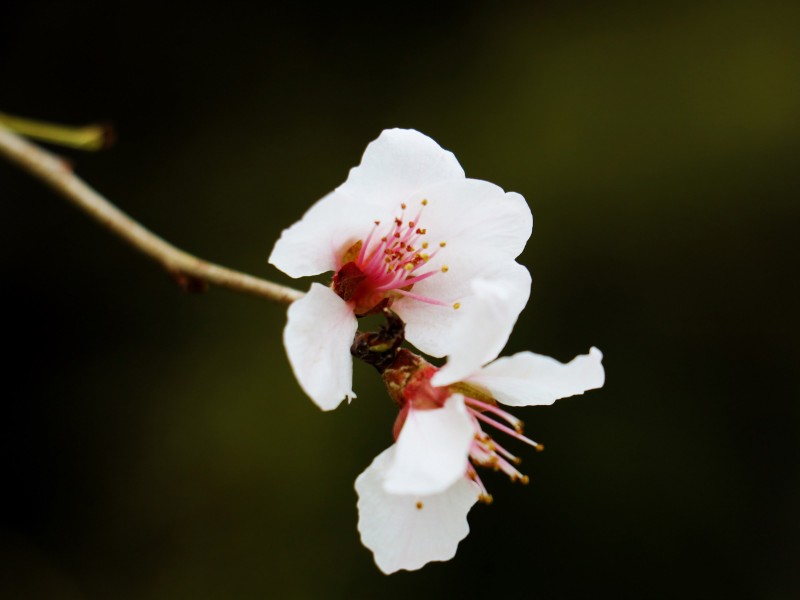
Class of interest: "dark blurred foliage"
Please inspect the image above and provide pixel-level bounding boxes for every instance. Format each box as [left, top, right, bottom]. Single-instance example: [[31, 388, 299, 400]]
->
[[1, 1, 799, 598]]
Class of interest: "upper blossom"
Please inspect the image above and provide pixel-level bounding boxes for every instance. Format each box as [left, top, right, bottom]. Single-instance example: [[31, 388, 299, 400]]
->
[[269, 129, 533, 410]]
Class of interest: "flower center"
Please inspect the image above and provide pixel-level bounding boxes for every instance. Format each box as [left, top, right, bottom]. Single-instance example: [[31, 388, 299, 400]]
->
[[387, 358, 544, 505], [332, 200, 450, 315]]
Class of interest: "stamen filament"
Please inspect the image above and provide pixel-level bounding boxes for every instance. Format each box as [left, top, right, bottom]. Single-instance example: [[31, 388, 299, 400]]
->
[[394, 289, 451, 306], [470, 410, 540, 448], [464, 396, 524, 431]]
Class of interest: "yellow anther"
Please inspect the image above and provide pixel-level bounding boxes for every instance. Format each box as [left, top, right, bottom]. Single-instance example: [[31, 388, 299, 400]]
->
[[422, 242, 429, 249], [415, 501, 424, 510], [520, 475, 530, 485], [404, 263, 414, 271], [421, 253, 429, 261], [535, 443, 545, 452], [401, 203, 407, 209], [453, 302, 461, 310], [479, 494, 494, 505], [441, 265, 449, 273], [421, 199, 428, 206], [439, 241, 447, 248]]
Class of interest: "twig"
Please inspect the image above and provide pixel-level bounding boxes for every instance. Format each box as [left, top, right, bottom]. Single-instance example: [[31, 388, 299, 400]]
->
[[0, 111, 112, 151], [0, 124, 304, 305]]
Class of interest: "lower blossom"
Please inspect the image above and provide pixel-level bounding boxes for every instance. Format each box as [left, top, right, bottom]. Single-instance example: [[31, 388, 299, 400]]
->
[[354, 285, 605, 573]]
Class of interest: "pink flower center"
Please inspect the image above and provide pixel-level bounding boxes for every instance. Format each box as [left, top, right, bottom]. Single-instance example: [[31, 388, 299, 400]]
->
[[332, 200, 452, 315]]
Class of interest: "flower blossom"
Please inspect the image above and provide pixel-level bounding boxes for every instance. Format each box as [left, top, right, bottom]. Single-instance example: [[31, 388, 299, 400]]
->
[[355, 282, 605, 574], [268, 128, 532, 410]]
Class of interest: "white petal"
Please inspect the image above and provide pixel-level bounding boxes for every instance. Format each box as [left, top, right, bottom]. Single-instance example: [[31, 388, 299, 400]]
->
[[355, 446, 480, 574], [467, 347, 605, 407], [408, 178, 532, 259], [431, 263, 530, 386], [268, 190, 377, 278], [338, 129, 465, 209], [383, 395, 474, 495], [283, 283, 358, 410], [396, 256, 531, 359]]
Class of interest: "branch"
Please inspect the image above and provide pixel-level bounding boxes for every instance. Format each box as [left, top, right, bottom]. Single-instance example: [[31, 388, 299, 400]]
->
[[0, 124, 304, 305], [0, 111, 112, 151]]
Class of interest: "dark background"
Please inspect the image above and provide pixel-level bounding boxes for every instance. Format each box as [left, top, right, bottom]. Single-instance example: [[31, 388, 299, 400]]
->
[[2, 1, 799, 598]]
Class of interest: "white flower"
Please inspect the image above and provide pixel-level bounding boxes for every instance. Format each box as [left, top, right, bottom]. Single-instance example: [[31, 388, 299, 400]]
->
[[354, 284, 605, 573], [269, 128, 532, 410]]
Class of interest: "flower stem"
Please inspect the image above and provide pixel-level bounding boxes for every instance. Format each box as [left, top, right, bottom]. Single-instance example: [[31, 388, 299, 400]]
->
[[0, 123, 304, 305]]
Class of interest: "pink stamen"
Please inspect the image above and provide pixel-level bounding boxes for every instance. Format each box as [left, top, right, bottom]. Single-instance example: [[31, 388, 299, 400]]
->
[[394, 289, 450, 306], [373, 269, 435, 292], [466, 464, 492, 502], [464, 396, 524, 431], [494, 455, 525, 480], [491, 440, 521, 465], [470, 409, 541, 449]]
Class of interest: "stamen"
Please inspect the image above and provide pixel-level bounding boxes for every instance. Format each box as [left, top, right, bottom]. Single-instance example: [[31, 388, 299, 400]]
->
[[471, 410, 541, 449], [495, 455, 525, 481], [491, 440, 522, 465], [464, 397, 524, 431], [467, 464, 492, 503], [376, 269, 437, 290], [441, 265, 449, 273], [453, 302, 461, 310], [395, 289, 450, 306]]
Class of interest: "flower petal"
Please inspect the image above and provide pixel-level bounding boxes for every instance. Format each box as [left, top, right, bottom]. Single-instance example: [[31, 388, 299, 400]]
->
[[338, 128, 465, 209], [415, 265, 530, 388], [268, 190, 373, 278], [356, 446, 480, 574], [383, 394, 474, 495], [396, 255, 531, 359], [467, 347, 605, 407], [283, 283, 358, 410], [409, 178, 532, 259]]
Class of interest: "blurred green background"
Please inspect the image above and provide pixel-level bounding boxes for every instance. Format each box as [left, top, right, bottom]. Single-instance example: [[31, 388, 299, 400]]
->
[[2, 1, 798, 598]]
